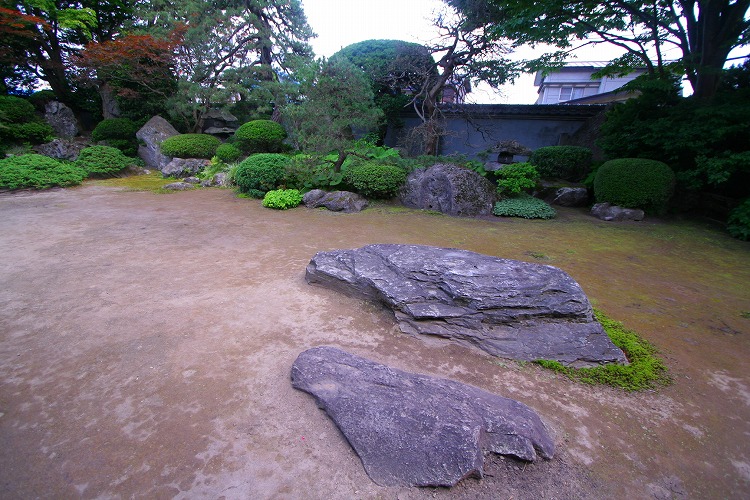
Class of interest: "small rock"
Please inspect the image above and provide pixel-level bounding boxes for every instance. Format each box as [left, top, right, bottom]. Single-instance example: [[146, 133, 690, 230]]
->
[[44, 101, 79, 138], [162, 182, 194, 191], [591, 202, 645, 221], [33, 138, 88, 160], [553, 187, 589, 207], [161, 158, 210, 178], [291, 346, 554, 487], [303, 189, 369, 213], [400, 163, 497, 216], [183, 176, 201, 184]]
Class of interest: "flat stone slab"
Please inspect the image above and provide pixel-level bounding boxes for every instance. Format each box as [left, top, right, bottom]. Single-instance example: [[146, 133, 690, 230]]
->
[[291, 346, 555, 487], [306, 244, 626, 367]]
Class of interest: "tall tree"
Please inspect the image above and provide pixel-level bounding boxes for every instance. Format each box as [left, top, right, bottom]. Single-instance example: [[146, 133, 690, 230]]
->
[[448, 0, 750, 99]]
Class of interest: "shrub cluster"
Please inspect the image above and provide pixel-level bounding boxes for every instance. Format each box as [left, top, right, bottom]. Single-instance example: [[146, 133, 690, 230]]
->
[[492, 194, 556, 219], [593, 158, 676, 214], [494, 162, 539, 196], [233, 153, 291, 197], [233, 120, 287, 154], [160, 133, 221, 159], [262, 189, 303, 209], [92, 118, 139, 156], [0, 154, 87, 190], [0, 95, 54, 145], [529, 145, 592, 181], [727, 198, 750, 241], [215, 143, 242, 163], [345, 163, 406, 198], [74, 146, 136, 177]]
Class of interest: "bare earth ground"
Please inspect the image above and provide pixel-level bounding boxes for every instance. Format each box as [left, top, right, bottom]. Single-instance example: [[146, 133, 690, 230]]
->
[[1, 184, 749, 499]]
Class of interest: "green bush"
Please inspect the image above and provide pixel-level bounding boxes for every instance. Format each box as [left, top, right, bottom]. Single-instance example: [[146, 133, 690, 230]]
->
[[0, 95, 35, 124], [262, 189, 303, 209], [727, 198, 750, 241], [492, 193, 556, 219], [594, 158, 676, 214], [4, 122, 54, 144], [215, 143, 242, 163], [160, 133, 221, 159], [530, 145, 592, 181], [495, 162, 540, 195], [345, 163, 406, 198], [233, 119, 287, 154], [0, 154, 87, 190], [75, 146, 136, 177], [27, 90, 57, 112], [92, 118, 139, 155], [233, 153, 291, 196]]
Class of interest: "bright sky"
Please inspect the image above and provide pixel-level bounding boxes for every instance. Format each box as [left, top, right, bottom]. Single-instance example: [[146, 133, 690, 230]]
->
[[301, 0, 565, 104]]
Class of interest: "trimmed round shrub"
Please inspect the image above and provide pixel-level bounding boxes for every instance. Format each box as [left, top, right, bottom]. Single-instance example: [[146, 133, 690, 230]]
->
[[492, 194, 557, 219], [233, 153, 292, 196], [530, 145, 592, 181], [495, 162, 540, 195], [0, 154, 87, 190], [74, 145, 136, 177], [233, 120, 287, 154], [262, 189, 303, 209], [92, 118, 139, 155], [346, 163, 407, 198], [160, 133, 221, 159], [594, 158, 676, 214], [0, 95, 35, 124], [727, 198, 750, 241], [215, 143, 242, 163]]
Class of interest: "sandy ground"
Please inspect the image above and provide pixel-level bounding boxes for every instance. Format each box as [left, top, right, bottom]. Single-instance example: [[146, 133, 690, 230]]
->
[[1, 185, 749, 499]]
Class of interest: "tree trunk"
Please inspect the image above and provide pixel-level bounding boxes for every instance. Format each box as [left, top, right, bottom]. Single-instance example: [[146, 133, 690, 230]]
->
[[333, 151, 348, 173], [98, 81, 121, 119]]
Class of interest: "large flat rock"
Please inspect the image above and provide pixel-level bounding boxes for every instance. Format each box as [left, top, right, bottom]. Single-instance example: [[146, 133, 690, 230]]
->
[[291, 346, 555, 487], [306, 244, 626, 367]]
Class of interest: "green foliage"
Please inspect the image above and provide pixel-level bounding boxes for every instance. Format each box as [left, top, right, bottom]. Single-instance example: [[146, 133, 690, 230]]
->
[[727, 198, 750, 241], [345, 163, 407, 198], [92, 118, 139, 156], [0, 154, 87, 190], [0, 95, 36, 124], [27, 90, 57, 112], [495, 162, 540, 195], [262, 189, 303, 209], [160, 134, 221, 159], [233, 153, 291, 196], [3, 122, 55, 144], [215, 143, 243, 163], [594, 158, 676, 214], [233, 120, 287, 154], [492, 194, 556, 219], [535, 309, 671, 391], [529, 145, 592, 181], [74, 146, 136, 177], [286, 155, 345, 190]]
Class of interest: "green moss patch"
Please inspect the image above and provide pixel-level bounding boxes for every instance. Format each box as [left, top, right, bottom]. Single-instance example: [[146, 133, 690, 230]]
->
[[89, 172, 174, 192], [535, 309, 671, 391]]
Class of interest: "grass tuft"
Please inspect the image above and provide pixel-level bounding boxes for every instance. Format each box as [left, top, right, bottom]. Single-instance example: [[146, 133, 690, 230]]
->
[[535, 309, 671, 391]]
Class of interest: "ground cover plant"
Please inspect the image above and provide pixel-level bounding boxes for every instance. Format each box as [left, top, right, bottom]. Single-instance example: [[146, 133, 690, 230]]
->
[[535, 310, 671, 391], [262, 189, 303, 209], [0, 154, 87, 190], [74, 146, 138, 177], [493, 194, 557, 219]]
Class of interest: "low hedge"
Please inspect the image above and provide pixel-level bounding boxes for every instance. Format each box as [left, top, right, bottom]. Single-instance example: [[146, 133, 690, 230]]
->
[[593, 158, 675, 214], [160, 133, 221, 159], [530, 145, 592, 181], [74, 145, 136, 177], [346, 163, 407, 198], [233, 153, 291, 196], [233, 120, 287, 154], [0, 154, 87, 190], [492, 194, 557, 219]]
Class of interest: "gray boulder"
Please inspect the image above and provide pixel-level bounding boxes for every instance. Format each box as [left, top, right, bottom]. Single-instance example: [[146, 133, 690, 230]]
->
[[291, 346, 554, 487], [136, 116, 179, 169], [33, 138, 88, 160], [161, 158, 210, 178], [552, 187, 589, 207], [44, 101, 79, 138], [303, 189, 369, 213], [162, 182, 195, 191], [399, 163, 497, 216], [306, 244, 626, 367], [591, 202, 645, 221], [201, 172, 230, 187]]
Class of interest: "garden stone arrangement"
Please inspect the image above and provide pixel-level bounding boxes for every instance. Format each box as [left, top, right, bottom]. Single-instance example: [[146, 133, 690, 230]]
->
[[291, 346, 555, 487], [306, 244, 626, 367]]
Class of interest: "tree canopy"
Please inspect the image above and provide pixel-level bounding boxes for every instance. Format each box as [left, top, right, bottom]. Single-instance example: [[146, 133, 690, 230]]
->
[[448, 0, 750, 98]]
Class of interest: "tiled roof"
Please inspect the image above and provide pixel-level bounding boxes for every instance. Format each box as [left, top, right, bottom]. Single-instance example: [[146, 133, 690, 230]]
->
[[435, 103, 607, 118]]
